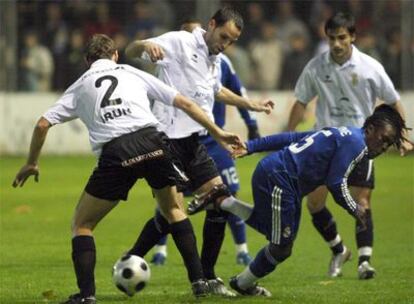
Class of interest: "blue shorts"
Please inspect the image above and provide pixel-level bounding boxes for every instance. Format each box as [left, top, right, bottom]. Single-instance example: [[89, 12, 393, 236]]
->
[[201, 137, 240, 194], [246, 155, 301, 245]]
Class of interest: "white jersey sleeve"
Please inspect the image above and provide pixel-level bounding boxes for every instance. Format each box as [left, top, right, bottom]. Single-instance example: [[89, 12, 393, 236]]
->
[[294, 60, 317, 104], [375, 64, 400, 104], [43, 81, 79, 125], [124, 65, 178, 106], [142, 31, 184, 67]]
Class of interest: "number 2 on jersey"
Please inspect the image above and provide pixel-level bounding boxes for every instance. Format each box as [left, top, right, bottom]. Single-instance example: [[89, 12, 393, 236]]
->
[[289, 130, 332, 153], [95, 75, 122, 108]]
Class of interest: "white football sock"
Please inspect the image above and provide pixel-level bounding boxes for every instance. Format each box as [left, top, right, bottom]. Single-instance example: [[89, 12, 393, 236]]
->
[[237, 266, 258, 289], [236, 243, 248, 254], [154, 244, 167, 256], [358, 246, 372, 257], [220, 196, 253, 221]]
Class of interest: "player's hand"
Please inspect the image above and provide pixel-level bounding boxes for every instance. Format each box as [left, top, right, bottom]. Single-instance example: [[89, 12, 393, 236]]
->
[[12, 164, 39, 187], [215, 131, 243, 154], [399, 139, 414, 156], [247, 125, 261, 140], [251, 99, 274, 114], [355, 204, 367, 230], [231, 142, 248, 159], [144, 42, 165, 62]]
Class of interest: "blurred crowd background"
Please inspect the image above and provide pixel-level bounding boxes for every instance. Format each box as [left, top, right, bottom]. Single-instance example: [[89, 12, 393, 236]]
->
[[1, 0, 413, 93]]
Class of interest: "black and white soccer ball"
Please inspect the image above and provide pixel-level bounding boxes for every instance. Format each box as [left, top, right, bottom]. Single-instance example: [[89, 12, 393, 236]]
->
[[112, 254, 151, 296]]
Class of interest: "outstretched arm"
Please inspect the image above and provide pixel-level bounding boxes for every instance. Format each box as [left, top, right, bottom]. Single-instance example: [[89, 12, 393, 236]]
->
[[12, 117, 52, 187], [286, 100, 307, 131], [125, 40, 165, 62], [173, 94, 242, 153], [232, 131, 312, 158], [215, 87, 274, 114], [390, 101, 414, 156]]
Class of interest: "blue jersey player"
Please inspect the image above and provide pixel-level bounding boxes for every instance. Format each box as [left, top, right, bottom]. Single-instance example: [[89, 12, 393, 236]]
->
[[188, 105, 410, 296], [151, 47, 260, 267]]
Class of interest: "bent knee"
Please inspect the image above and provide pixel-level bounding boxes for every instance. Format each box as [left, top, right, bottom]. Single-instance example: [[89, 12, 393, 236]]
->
[[71, 221, 94, 236], [160, 206, 187, 224], [268, 243, 293, 263], [307, 199, 326, 213]]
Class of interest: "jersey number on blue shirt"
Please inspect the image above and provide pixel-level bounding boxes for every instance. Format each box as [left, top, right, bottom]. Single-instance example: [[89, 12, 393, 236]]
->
[[289, 130, 333, 154]]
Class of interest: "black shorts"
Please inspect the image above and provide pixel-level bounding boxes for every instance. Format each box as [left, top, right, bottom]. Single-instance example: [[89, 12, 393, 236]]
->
[[85, 127, 183, 201], [348, 155, 375, 189], [170, 133, 220, 192]]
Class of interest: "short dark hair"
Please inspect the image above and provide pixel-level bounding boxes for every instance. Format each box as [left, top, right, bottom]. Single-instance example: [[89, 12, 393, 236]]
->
[[324, 12, 356, 36], [180, 17, 202, 31], [211, 6, 244, 30], [363, 104, 411, 150], [85, 34, 116, 64]]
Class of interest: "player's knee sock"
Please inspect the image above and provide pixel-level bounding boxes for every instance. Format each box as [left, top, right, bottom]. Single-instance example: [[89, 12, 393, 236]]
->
[[128, 212, 170, 257], [170, 218, 204, 283], [220, 196, 253, 221], [311, 207, 344, 255], [237, 244, 279, 289], [157, 235, 168, 246], [228, 213, 247, 245], [72, 235, 96, 297], [356, 209, 373, 265], [201, 210, 227, 279]]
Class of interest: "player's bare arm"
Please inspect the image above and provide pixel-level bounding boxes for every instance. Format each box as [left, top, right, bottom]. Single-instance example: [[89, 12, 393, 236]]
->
[[286, 100, 307, 131], [12, 117, 51, 187], [390, 101, 414, 155], [173, 94, 242, 153], [125, 40, 165, 62], [215, 87, 274, 114]]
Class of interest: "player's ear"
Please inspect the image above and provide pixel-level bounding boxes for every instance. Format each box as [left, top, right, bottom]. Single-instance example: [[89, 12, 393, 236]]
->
[[351, 33, 356, 43], [113, 50, 119, 63], [208, 19, 216, 30], [84, 56, 91, 68]]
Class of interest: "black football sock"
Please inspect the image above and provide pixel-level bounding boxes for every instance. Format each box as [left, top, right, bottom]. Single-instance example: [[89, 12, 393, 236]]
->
[[128, 212, 170, 257], [170, 218, 204, 283], [311, 207, 344, 255], [72, 235, 96, 298], [356, 209, 373, 265], [201, 210, 228, 280]]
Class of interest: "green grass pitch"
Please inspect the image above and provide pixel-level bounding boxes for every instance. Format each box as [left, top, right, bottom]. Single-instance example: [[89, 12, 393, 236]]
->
[[1, 153, 413, 304]]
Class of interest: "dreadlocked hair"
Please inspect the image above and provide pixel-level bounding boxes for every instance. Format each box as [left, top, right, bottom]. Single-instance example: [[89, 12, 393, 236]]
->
[[363, 104, 411, 149]]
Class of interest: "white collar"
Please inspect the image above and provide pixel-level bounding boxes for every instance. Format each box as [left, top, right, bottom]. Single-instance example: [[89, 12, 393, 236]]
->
[[324, 45, 360, 68], [192, 27, 217, 62], [90, 59, 117, 68]]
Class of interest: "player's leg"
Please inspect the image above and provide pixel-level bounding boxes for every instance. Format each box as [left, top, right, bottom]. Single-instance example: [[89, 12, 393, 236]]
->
[[63, 191, 119, 304], [307, 186, 351, 277], [194, 177, 236, 296], [230, 242, 292, 297], [230, 169, 298, 297], [349, 157, 375, 279], [350, 186, 375, 279], [153, 185, 209, 295], [208, 142, 252, 265], [150, 209, 168, 265], [228, 212, 252, 265]]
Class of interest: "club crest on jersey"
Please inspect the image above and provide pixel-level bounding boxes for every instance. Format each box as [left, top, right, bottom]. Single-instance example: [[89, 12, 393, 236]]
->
[[191, 54, 198, 63], [351, 73, 358, 86], [323, 75, 333, 83], [282, 226, 291, 238]]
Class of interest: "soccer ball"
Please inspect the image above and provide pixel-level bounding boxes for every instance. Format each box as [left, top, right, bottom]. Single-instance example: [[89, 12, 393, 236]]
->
[[112, 254, 151, 296]]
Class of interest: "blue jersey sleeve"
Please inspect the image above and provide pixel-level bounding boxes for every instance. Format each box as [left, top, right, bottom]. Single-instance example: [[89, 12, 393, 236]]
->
[[220, 58, 257, 127], [246, 131, 313, 154], [325, 128, 367, 216]]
